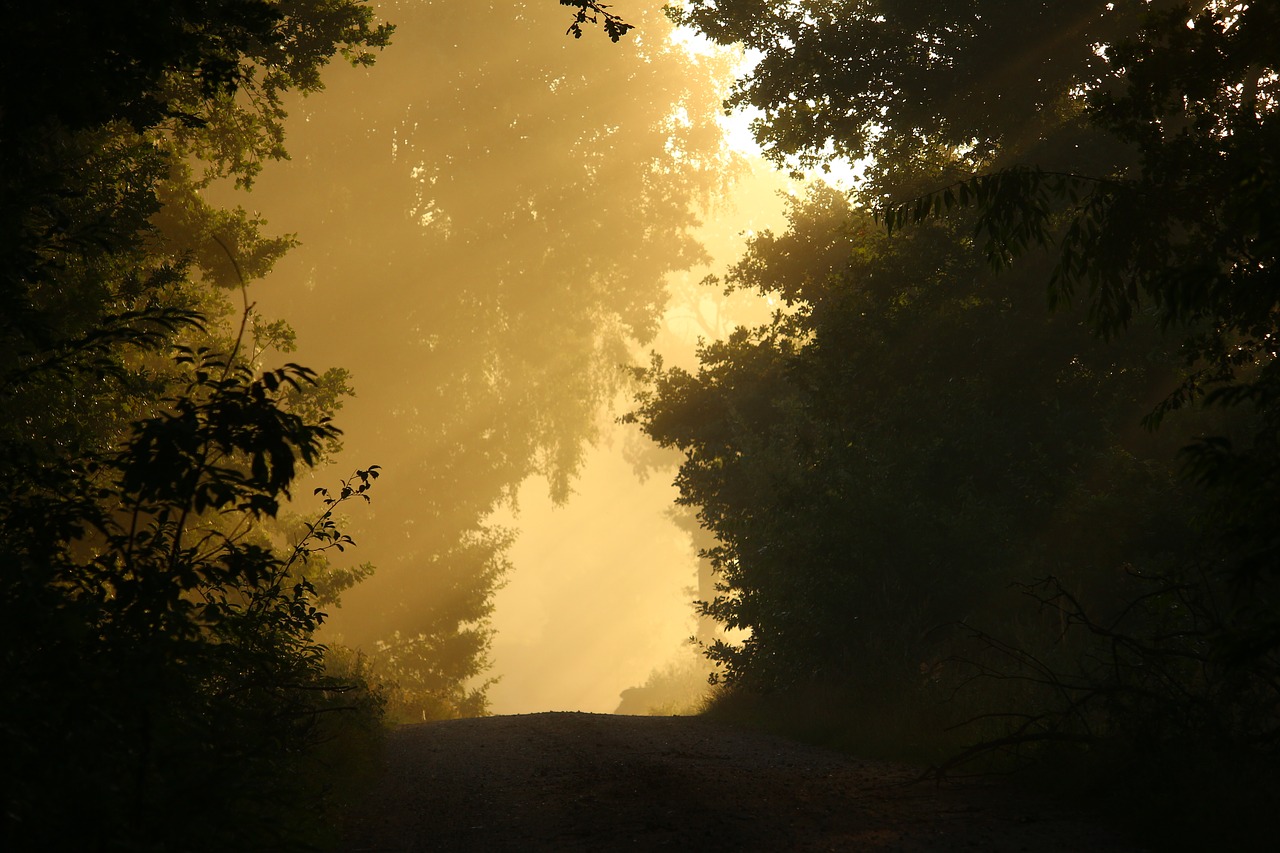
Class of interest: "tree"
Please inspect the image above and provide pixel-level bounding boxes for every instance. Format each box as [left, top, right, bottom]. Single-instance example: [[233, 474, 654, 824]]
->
[[225, 0, 744, 709], [630, 185, 1192, 691], [560, 0, 634, 41], [660, 1, 1278, 841], [1, 1, 394, 847], [2, 355, 382, 850], [1, 0, 393, 470], [676, 1, 1278, 550], [668, 1, 1157, 191], [874, 3, 1280, 682]]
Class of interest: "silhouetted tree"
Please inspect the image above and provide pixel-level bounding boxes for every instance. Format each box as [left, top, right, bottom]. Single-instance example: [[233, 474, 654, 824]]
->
[[630, 185, 1191, 691], [1, 1, 392, 848], [654, 1, 1277, 844]]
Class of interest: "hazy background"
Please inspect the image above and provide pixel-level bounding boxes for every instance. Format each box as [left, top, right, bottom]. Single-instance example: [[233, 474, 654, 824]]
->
[[213, 1, 809, 713], [483, 163, 794, 713]]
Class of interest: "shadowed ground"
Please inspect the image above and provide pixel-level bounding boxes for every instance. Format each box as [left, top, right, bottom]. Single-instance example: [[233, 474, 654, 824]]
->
[[337, 712, 1142, 852]]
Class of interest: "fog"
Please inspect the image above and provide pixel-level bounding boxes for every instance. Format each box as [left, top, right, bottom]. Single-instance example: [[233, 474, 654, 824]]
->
[[213, 1, 798, 714]]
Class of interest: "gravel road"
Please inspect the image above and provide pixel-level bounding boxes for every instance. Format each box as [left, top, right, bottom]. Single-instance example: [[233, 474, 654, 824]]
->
[[337, 712, 1141, 852]]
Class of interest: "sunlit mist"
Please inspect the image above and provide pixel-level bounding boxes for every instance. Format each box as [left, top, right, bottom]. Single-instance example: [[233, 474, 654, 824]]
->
[[202, 1, 805, 716]]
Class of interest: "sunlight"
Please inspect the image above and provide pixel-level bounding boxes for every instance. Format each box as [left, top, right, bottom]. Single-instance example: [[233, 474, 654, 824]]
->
[[669, 24, 864, 189]]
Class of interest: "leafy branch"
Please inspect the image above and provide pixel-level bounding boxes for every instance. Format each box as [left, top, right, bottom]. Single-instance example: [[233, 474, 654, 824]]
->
[[284, 465, 382, 573], [560, 1, 634, 42]]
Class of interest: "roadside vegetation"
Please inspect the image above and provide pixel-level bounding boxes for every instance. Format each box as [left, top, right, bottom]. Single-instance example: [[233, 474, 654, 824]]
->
[[630, 4, 1278, 849]]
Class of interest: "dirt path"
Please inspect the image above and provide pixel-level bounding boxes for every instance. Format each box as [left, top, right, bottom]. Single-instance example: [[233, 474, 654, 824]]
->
[[337, 712, 1140, 852]]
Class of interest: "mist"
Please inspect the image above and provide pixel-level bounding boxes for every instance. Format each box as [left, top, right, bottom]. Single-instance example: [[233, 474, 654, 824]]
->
[[11, 2, 1277, 849], [208, 0, 793, 715]]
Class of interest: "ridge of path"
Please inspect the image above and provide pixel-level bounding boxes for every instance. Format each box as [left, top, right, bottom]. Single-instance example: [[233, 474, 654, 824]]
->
[[337, 712, 1142, 852]]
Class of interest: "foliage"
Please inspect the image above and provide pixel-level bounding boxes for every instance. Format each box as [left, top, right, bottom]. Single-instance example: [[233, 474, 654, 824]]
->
[[0, 349, 383, 849], [660, 0, 1279, 843], [560, 0, 634, 42], [879, 1, 1280, 671], [369, 627, 498, 723], [1, 0, 396, 848], [234, 0, 744, 692], [941, 566, 1278, 850], [363, 526, 512, 723], [615, 646, 715, 716], [2, 0, 392, 180], [667, 0, 1147, 189], [630, 185, 1192, 691], [885, 3, 1279, 407], [2, 0, 394, 467]]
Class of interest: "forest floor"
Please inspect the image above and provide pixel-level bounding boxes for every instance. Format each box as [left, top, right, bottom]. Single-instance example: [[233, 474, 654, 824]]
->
[[336, 712, 1145, 852]]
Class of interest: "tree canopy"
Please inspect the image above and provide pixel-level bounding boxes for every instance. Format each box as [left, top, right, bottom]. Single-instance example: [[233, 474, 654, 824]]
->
[[670, 1, 1150, 189], [879, 1, 1280, 652], [1, 1, 394, 848], [631, 185, 1192, 689], [644, 2, 1278, 844], [226, 0, 743, 710]]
